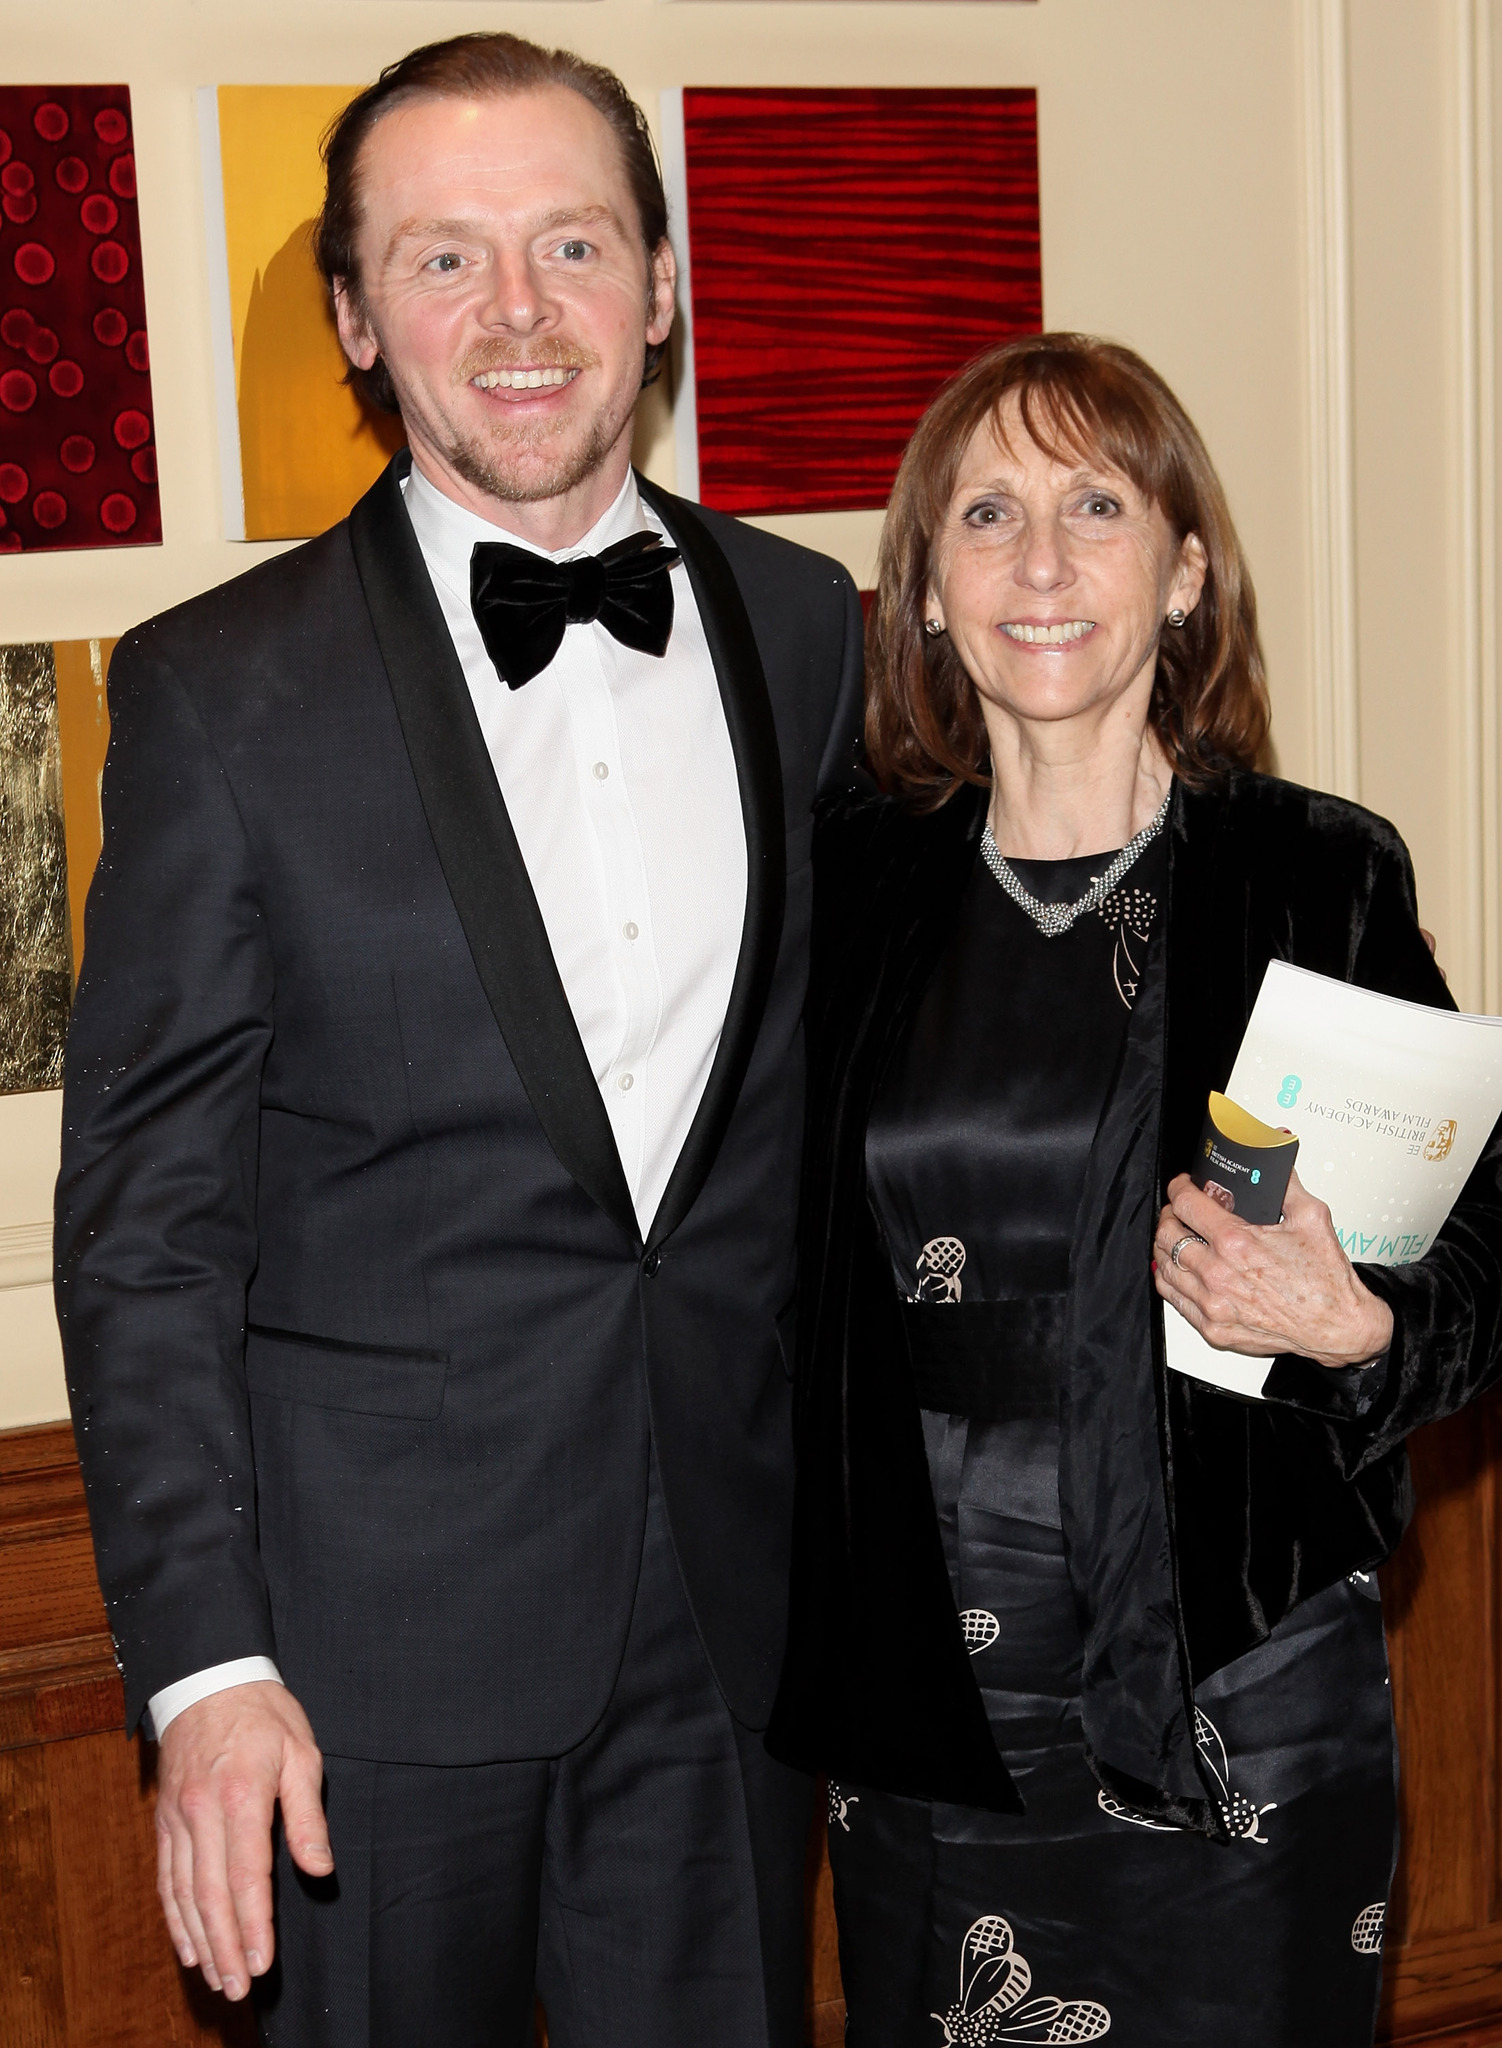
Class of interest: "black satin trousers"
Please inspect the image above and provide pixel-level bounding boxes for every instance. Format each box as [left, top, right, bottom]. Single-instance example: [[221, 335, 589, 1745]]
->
[[827, 1412, 1399, 2048]]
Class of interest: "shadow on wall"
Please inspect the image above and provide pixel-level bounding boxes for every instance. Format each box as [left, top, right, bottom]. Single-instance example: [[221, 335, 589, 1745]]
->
[[237, 218, 406, 542]]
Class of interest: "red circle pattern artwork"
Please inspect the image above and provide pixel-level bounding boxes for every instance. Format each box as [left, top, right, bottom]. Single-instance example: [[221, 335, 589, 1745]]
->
[[15, 242, 54, 285], [90, 240, 128, 284], [0, 85, 158, 552]]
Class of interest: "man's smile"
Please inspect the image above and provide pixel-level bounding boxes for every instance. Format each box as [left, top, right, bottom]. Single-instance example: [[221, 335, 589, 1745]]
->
[[471, 365, 581, 392]]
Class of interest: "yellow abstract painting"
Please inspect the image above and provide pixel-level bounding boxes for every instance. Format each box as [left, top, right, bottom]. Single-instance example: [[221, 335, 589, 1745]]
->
[[53, 637, 115, 973], [204, 85, 405, 541]]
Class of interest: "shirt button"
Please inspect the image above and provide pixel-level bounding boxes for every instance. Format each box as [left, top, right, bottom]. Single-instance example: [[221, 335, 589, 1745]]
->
[[618, 1072, 634, 1092], [592, 761, 610, 781], [622, 921, 639, 941]]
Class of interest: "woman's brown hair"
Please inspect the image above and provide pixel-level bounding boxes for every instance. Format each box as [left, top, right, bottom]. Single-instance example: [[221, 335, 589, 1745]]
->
[[866, 332, 1271, 804]]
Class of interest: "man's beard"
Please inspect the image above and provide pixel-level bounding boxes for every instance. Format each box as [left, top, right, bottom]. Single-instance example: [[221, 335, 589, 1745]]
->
[[444, 405, 621, 506], [384, 335, 634, 506]]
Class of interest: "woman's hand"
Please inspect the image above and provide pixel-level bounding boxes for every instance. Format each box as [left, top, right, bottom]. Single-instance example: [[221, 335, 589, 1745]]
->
[[1152, 1169, 1394, 1369]]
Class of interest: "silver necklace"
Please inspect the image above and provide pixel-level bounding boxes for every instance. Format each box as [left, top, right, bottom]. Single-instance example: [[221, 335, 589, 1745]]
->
[[979, 788, 1171, 938]]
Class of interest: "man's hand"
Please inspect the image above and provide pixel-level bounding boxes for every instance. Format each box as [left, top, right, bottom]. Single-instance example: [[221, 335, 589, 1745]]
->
[[1153, 1167, 1394, 1368], [155, 1680, 332, 2001]]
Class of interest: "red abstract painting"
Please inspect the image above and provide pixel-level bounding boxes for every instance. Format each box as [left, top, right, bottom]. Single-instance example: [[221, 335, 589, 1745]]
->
[[682, 88, 1041, 516], [0, 86, 159, 555]]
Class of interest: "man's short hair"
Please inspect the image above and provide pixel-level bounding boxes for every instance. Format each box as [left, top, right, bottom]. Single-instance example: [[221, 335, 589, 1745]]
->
[[315, 32, 671, 412]]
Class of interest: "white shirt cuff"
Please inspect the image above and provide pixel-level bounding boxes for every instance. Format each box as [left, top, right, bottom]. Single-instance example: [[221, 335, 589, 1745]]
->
[[146, 1657, 285, 1740]]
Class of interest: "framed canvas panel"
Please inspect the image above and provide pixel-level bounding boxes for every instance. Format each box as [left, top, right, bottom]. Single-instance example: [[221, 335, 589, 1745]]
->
[[199, 84, 405, 542], [0, 637, 117, 1093], [662, 86, 1041, 515], [1, 644, 70, 1091], [0, 87, 160, 555]]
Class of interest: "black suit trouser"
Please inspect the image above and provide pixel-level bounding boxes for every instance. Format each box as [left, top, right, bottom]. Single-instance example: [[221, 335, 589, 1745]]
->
[[254, 1453, 811, 2048]]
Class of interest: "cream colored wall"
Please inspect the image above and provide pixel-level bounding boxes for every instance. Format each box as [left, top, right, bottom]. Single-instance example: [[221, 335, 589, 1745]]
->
[[1, 0, 1495, 1426]]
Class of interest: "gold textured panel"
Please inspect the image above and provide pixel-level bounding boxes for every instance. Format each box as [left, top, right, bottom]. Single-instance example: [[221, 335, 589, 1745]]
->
[[0, 645, 70, 1093]]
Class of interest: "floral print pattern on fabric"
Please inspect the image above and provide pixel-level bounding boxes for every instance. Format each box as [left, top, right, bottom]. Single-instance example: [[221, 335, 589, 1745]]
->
[[828, 1780, 859, 1833], [914, 1235, 967, 1302], [1096, 1710, 1276, 1844], [1351, 1903, 1385, 1955], [1093, 882, 1157, 1010], [960, 1609, 1001, 1655], [932, 1917, 1111, 2044]]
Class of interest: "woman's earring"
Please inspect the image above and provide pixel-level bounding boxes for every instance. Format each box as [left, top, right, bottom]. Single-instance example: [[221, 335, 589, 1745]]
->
[[924, 619, 945, 638], [1166, 608, 1188, 628]]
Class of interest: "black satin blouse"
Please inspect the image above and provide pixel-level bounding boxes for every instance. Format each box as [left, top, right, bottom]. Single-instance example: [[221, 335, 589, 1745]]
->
[[866, 833, 1166, 1417]]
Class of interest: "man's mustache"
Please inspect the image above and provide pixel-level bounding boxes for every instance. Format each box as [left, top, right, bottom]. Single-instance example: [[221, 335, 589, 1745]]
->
[[452, 338, 601, 385]]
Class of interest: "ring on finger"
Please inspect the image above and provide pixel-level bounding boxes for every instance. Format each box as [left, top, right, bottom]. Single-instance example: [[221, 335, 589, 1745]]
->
[[1169, 1232, 1207, 1270]]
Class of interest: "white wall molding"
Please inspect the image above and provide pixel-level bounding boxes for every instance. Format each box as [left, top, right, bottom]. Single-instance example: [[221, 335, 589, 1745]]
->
[[1301, 0, 1361, 801], [1453, 0, 1501, 1013], [0, 1222, 51, 1294]]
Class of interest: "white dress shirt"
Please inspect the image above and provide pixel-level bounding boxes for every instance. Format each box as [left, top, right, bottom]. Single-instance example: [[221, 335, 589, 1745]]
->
[[148, 461, 747, 1738]]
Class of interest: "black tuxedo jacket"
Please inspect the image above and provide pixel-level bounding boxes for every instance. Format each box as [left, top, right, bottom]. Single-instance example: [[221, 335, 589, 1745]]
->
[[55, 454, 862, 1761], [767, 772, 1502, 1832]]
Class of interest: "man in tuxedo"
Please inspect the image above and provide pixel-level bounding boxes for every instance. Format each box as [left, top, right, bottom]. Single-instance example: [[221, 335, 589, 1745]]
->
[[55, 33, 860, 2048]]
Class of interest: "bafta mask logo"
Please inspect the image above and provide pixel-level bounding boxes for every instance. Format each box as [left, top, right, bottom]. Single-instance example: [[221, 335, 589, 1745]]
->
[[1424, 1119, 1457, 1162], [915, 1236, 966, 1303]]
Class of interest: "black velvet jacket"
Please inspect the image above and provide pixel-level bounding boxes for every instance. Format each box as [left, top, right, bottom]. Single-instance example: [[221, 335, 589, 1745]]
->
[[767, 770, 1502, 1837]]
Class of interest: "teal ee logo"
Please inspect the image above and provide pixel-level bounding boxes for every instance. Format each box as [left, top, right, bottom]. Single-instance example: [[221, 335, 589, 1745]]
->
[[1250, 1169, 1261, 1184], [1276, 1074, 1302, 1109]]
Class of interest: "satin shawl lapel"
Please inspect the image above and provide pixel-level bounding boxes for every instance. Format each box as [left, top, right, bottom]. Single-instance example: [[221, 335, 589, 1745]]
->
[[1060, 782, 1232, 1827], [636, 478, 786, 1250], [1161, 781, 1251, 1178], [348, 455, 637, 1243]]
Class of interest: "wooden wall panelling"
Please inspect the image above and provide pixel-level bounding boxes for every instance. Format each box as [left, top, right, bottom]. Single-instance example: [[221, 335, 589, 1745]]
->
[[1378, 1393, 1502, 2046], [0, 1423, 253, 2048]]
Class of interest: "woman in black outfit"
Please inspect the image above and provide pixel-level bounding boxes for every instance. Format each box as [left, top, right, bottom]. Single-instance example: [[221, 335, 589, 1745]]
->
[[768, 334, 1502, 2046]]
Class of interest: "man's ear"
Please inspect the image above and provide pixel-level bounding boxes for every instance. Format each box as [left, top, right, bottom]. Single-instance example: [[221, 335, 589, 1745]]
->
[[332, 280, 380, 371], [646, 237, 677, 348]]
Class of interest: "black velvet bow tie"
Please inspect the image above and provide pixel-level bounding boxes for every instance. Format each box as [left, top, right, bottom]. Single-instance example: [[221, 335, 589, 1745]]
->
[[469, 530, 682, 689]]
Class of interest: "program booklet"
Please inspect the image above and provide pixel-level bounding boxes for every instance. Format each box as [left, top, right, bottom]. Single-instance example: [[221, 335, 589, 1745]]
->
[[1164, 962, 1502, 1400]]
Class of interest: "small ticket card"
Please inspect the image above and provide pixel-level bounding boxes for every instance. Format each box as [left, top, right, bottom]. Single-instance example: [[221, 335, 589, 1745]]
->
[[1190, 1092, 1299, 1226]]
